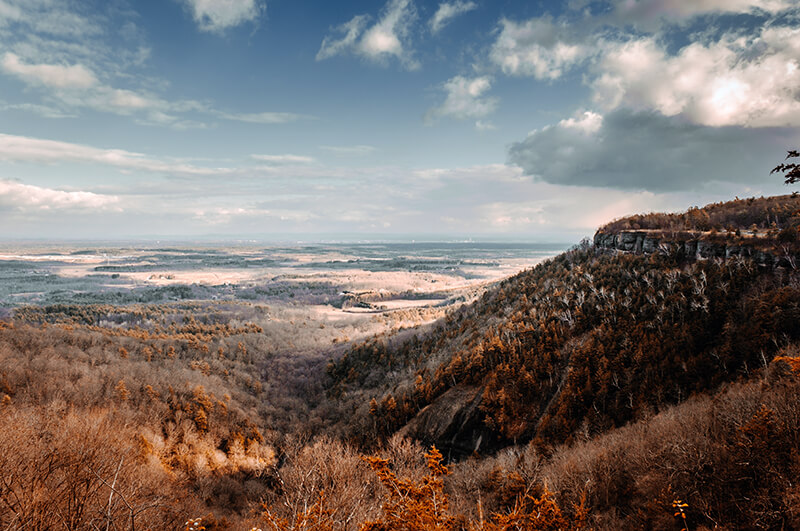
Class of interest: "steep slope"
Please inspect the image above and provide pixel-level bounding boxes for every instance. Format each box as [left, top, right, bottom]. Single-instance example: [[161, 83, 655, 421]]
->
[[328, 195, 800, 455]]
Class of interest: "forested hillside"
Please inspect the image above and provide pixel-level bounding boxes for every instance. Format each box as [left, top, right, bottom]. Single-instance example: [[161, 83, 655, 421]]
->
[[600, 193, 800, 234], [329, 240, 800, 455], [3, 195, 800, 529], [316, 195, 800, 527]]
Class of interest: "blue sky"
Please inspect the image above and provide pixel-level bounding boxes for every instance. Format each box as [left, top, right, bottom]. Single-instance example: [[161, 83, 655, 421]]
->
[[0, 0, 798, 240]]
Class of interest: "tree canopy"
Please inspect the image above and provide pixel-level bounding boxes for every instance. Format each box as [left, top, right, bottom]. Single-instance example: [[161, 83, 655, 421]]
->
[[772, 149, 800, 184]]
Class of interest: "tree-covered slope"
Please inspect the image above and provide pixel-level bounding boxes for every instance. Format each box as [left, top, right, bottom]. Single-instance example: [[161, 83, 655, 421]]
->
[[328, 196, 800, 455]]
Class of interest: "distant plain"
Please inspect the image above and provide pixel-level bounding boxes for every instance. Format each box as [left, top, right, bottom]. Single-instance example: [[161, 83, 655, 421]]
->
[[0, 241, 569, 351]]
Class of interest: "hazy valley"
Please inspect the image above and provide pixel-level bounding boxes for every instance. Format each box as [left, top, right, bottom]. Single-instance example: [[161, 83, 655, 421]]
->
[[2, 196, 800, 529]]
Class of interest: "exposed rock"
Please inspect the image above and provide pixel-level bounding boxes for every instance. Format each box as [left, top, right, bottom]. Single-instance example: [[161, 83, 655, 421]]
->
[[398, 385, 495, 458], [593, 230, 796, 267]]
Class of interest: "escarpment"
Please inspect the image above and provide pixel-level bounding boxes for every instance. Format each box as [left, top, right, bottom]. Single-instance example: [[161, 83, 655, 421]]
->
[[593, 229, 798, 267]]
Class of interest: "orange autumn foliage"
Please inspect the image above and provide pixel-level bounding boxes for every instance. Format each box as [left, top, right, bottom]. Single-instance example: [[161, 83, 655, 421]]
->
[[360, 446, 454, 531], [262, 492, 336, 531], [261, 446, 587, 531], [482, 489, 588, 531]]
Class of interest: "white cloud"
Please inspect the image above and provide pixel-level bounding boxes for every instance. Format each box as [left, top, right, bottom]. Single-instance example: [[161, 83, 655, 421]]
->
[[316, 0, 419, 69], [490, 17, 591, 79], [426, 75, 497, 123], [430, 1, 477, 33], [317, 15, 369, 60], [0, 102, 76, 118], [214, 110, 310, 124], [1, 52, 97, 88], [559, 110, 603, 133], [0, 51, 304, 128], [478, 202, 547, 228], [0, 0, 104, 39], [251, 154, 315, 164], [179, 0, 264, 33], [193, 206, 317, 225], [0, 180, 119, 211], [0, 1, 22, 23], [610, 0, 795, 24], [413, 163, 523, 182], [0, 1, 299, 128], [319, 145, 377, 156], [0, 133, 233, 176], [592, 27, 800, 127]]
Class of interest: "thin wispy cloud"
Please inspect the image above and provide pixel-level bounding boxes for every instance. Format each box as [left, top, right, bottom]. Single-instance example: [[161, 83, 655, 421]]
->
[[426, 75, 497, 125], [0, 1, 301, 128], [1, 52, 98, 89], [0, 133, 233, 176], [319, 145, 377, 156], [430, 1, 477, 33], [214, 110, 312, 124], [607, 0, 795, 24], [251, 154, 316, 164]]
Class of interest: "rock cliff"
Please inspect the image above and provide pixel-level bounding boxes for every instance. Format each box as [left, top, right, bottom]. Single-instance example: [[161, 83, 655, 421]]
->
[[593, 230, 796, 267]]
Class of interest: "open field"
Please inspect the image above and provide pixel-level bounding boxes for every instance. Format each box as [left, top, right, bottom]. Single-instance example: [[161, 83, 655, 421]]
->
[[0, 241, 569, 356], [0, 241, 566, 307]]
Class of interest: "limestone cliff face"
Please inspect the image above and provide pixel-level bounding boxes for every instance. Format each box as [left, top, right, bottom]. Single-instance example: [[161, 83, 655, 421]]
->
[[593, 230, 795, 267]]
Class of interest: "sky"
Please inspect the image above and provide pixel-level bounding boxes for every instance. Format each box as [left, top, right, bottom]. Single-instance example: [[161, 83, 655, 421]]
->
[[0, 0, 798, 241]]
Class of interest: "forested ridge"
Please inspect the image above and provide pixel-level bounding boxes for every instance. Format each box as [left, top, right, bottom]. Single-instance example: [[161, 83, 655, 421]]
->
[[330, 241, 800, 454], [2, 195, 800, 529]]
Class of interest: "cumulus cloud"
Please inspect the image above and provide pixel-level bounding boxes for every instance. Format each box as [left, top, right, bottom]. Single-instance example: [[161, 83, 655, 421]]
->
[[490, 16, 591, 79], [497, 4, 800, 194], [508, 109, 796, 191], [0, 180, 119, 211], [592, 27, 800, 127], [426, 75, 497, 124], [179, 0, 264, 33], [430, 1, 477, 33], [316, 0, 418, 69]]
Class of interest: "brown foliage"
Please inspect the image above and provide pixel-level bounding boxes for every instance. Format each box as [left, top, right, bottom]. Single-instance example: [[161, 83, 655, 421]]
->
[[332, 242, 800, 453], [262, 444, 586, 531], [600, 193, 800, 233], [360, 446, 455, 531], [0, 405, 193, 529]]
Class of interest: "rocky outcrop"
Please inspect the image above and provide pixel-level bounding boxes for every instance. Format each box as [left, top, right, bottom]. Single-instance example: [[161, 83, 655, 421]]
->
[[593, 230, 795, 267], [398, 385, 497, 458]]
